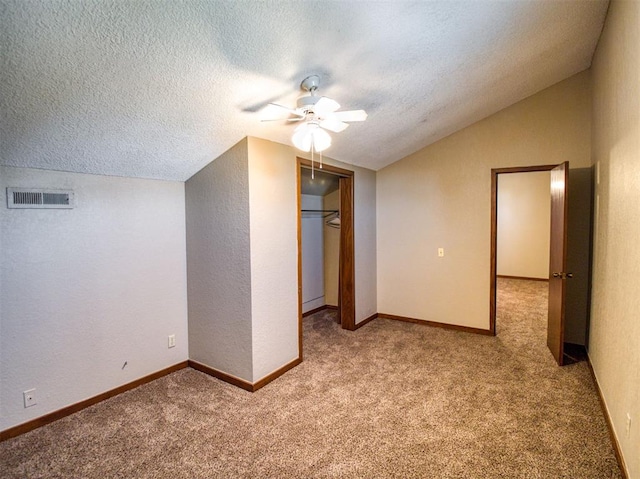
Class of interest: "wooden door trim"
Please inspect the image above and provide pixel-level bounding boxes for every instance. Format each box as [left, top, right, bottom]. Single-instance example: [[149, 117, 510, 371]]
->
[[299, 160, 353, 178], [489, 164, 557, 335], [297, 159, 356, 340], [296, 163, 304, 359], [339, 174, 356, 330]]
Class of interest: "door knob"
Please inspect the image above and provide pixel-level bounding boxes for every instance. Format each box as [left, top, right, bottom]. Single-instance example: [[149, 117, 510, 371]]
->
[[552, 272, 573, 279]]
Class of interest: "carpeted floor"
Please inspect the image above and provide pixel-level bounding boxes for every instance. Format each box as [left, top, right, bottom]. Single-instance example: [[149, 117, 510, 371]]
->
[[0, 279, 622, 478]]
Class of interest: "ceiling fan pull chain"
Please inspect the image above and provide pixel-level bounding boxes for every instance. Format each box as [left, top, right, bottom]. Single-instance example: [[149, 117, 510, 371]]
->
[[319, 149, 323, 169], [311, 143, 315, 179]]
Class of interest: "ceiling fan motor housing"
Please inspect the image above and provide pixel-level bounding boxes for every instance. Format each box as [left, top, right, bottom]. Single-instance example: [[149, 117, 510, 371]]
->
[[297, 94, 320, 112]]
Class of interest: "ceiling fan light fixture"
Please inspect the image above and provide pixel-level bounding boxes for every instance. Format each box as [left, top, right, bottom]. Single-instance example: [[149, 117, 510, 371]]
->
[[292, 126, 312, 151], [292, 122, 331, 153], [311, 125, 331, 152]]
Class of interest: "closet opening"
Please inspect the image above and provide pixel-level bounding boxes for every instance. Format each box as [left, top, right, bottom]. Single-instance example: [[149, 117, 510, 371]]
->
[[297, 158, 355, 359]]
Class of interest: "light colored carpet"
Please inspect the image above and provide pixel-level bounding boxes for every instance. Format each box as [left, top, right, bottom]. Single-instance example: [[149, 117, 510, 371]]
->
[[0, 279, 622, 478]]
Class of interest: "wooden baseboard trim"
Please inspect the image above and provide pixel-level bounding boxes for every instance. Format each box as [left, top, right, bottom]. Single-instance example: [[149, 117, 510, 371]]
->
[[187, 360, 254, 392], [189, 357, 302, 393], [355, 313, 378, 330], [586, 356, 629, 478], [378, 313, 493, 336], [305, 306, 376, 331], [302, 305, 327, 317], [0, 361, 189, 442], [497, 275, 549, 282], [252, 357, 302, 391], [2, 356, 305, 442]]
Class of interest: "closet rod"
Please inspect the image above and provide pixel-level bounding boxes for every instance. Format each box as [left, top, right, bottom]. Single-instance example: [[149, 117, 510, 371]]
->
[[301, 209, 339, 218]]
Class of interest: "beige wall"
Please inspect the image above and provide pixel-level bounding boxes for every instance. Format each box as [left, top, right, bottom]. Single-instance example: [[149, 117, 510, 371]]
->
[[247, 138, 300, 381], [377, 71, 591, 329], [1, 167, 188, 432], [186, 139, 253, 382], [589, 1, 640, 476], [323, 189, 340, 306], [497, 171, 551, 279]]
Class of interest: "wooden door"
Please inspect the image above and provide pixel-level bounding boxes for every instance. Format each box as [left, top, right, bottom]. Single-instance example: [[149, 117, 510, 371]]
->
[[547, 162, 569, 365]]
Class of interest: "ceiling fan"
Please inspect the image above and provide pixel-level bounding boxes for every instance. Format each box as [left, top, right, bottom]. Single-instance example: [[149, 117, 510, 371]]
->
[[261, 75, 367, 153]]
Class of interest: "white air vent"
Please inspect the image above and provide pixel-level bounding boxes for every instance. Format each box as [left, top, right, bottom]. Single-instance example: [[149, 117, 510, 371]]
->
[[7, 188, 75, 209]]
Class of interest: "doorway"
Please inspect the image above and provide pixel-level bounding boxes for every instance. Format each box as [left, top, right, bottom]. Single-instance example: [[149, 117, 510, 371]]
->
[[490, 164, 569, 365], [297, 158, 355, 359]]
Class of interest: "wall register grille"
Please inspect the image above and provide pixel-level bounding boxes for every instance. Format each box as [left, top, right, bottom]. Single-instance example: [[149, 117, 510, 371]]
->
[[7, 188, 75, 209]]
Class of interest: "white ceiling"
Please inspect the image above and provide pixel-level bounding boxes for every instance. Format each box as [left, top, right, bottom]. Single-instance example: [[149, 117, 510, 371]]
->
[[1, 0, 608, 181]]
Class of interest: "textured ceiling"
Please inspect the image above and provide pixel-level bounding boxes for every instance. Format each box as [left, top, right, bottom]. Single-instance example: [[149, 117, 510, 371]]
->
[[1, 0, 608, 181]]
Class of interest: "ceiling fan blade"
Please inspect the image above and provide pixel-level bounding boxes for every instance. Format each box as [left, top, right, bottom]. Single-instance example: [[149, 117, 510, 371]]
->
[[320, 117, 349, 133], [314, 96, 340, 114], [261, 103, 304, 121], [333, 110, 368, 122]]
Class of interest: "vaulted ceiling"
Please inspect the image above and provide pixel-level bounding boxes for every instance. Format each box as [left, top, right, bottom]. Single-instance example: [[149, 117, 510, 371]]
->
[[1, 0, 608, 181]]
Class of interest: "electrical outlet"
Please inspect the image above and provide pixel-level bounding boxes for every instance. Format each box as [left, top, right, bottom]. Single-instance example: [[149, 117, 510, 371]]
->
[[168, 334, 176, 348], [438, 248, 444, 257], [626, 413, 631, 437], [23, 389, 36, 408]]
